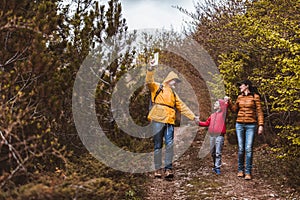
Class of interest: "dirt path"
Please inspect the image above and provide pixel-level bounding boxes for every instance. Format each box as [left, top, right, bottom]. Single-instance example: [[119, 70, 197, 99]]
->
[[143, 127, 298, 200]]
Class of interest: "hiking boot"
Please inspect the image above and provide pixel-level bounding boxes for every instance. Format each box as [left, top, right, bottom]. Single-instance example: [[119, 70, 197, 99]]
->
[[154, 169, 162, 178], [245, 174, 252, 180], [164, 169, 174, 178], [237, 171, 244, 177]]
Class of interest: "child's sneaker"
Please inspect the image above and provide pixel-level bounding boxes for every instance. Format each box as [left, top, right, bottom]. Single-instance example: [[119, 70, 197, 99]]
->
[[164, 169, 174, 178], [213, 168, 221, 175]]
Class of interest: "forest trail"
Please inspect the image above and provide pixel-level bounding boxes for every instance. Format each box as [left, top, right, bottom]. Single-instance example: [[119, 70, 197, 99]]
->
[[143, 127, 298, 200]]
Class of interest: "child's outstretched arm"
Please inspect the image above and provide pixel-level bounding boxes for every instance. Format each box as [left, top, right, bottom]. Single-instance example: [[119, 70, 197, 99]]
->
[[198, 116, 211, 127]]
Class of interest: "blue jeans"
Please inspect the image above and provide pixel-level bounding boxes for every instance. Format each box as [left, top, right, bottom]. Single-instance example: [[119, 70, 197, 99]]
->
[[210, 135, 224, 169], [152, 121, 174, 170], [236, 122, 256, 175]]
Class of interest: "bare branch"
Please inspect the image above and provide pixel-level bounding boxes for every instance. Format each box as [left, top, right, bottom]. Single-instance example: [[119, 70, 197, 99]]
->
[[0, 131, 26, 172], [0, 157, 29, 188]]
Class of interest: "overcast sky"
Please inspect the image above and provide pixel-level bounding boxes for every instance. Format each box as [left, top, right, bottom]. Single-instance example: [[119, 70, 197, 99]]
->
[[120, 0, 196, 32]]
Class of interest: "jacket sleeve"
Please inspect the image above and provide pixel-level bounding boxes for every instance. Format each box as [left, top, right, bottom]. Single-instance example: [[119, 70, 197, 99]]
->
[[199, 116, 211, 127], [254, 94, 264, 126], [174, 93, 195, 120], [228, 97, 239, 113]]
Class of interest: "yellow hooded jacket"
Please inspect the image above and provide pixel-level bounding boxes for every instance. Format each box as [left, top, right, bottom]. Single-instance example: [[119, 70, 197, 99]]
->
[[146, 70, 195, 124]]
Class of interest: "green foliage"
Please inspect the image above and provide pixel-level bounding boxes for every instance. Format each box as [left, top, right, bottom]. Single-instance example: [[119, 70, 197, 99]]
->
[[0, 0, 67, 189], [0, 0, 147, 198], [205, 73, 226, 100], [126, 189, 141, 200]]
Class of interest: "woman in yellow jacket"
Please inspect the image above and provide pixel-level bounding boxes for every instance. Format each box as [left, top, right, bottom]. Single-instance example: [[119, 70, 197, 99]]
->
[[146, 67, 198, 178]]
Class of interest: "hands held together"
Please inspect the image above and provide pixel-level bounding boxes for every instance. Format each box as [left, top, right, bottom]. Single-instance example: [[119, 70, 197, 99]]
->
[[224, 95, 230, 102], [194, 116, 200, 125]]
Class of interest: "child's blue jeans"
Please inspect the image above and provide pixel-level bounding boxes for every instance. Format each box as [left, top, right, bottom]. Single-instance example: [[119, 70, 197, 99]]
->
[[210, 135, 224, 169]]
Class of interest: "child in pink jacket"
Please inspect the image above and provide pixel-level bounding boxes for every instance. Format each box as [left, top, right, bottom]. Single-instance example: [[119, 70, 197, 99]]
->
[[198, 98, 229, 175]]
